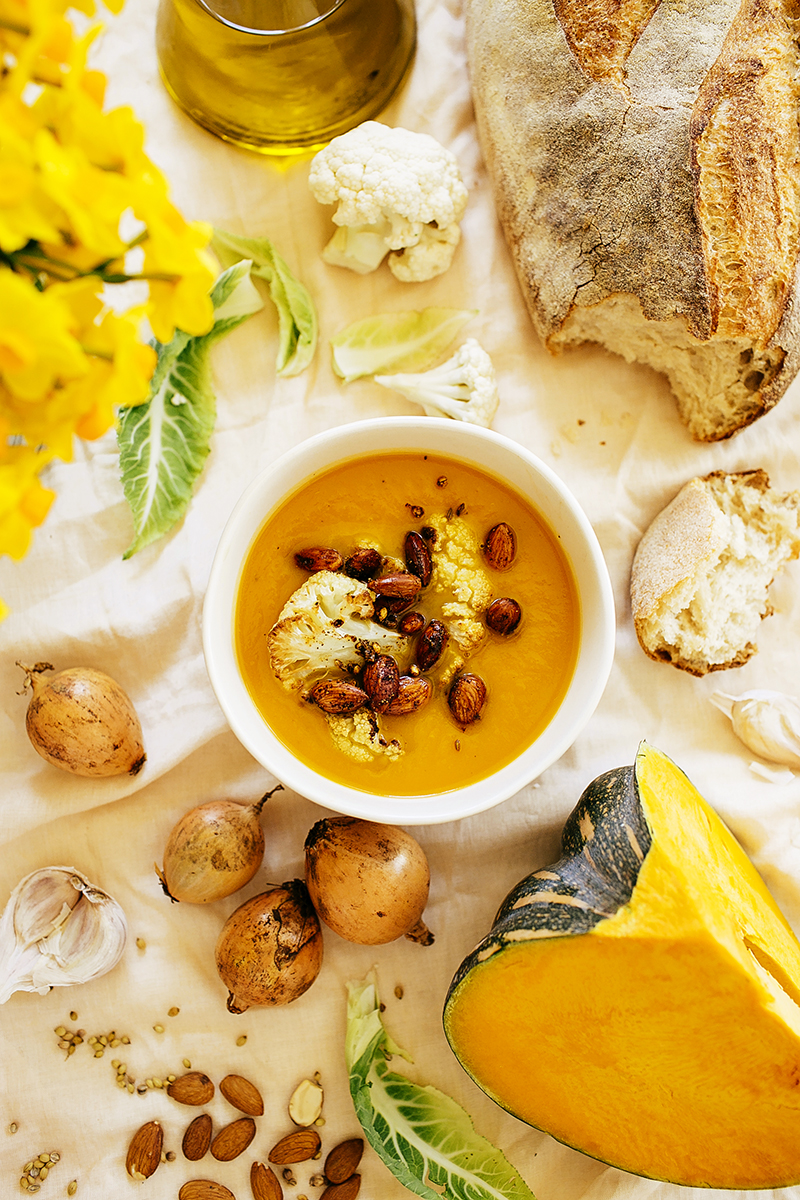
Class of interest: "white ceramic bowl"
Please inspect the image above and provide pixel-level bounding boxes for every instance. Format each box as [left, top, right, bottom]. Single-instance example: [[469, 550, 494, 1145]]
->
[[203, 417, 615, 824]]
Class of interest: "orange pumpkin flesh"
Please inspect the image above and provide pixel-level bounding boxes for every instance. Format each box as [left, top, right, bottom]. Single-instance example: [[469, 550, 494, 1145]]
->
[[443, 742, 800, 1188]]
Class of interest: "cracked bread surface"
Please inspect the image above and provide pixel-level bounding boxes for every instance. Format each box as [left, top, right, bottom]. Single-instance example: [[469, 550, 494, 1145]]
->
[[466, 0, 800, 440], [631, 471, 800, 675]]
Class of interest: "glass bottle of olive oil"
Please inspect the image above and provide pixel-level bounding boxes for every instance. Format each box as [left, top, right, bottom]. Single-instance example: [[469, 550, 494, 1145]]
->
[[155, 0, 416, 154]]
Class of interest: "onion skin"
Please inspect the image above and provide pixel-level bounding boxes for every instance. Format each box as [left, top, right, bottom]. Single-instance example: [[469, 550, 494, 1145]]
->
[[155, 790, 280, 904], [215, 881, 323, 1013], [19, 662, 145, 778], [304, 817, 433, 946]]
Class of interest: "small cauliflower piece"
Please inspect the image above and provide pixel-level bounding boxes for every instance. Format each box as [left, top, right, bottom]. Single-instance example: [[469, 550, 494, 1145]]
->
[[428, 514, 494, 613], [308, 120, 468, 282], [373, 339, 499, 428], [268, 571, 407, 692], [442, 600, 487, 655], [325, 709, 405, 763]]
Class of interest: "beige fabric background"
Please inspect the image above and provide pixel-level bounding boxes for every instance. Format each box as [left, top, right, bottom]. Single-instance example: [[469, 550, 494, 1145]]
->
[[2, 0, 800, 1196]]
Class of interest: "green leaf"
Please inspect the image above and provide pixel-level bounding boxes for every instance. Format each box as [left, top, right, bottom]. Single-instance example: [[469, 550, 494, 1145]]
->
[[211, 228, 318, 376], [346, 972, 538, 1200], [118, 261, 263, 559], [331, 308, 477, 382]]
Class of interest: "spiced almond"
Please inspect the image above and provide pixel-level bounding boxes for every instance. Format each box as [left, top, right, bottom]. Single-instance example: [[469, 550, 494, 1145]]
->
[[404, 531, 433, 586], [383, 676, 432, 716], [310, 680, 369, 715], [370, 571, 422, 599], [483, 522, 517, 570], [449, 673, 487, 726], [295, 547, 343, 572]]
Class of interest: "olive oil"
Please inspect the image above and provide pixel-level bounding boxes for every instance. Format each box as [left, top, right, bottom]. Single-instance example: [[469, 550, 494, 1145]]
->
[[156, 0, 416, 154]]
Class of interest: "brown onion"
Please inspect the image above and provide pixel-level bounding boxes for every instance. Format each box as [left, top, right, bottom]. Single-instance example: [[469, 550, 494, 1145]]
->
[[215, 881, 323, 1013], [304, 816, 433, 946], [155, 786, 281, 904], [18, 661, 145, 778]]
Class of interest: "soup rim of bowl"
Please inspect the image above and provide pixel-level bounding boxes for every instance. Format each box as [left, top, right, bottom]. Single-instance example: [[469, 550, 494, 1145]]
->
[[202, 416, 615, 825]]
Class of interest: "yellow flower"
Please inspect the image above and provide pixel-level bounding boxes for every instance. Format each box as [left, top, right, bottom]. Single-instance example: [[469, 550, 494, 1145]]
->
[[0, 268, 88, 403], [0, 439, 55, 562]]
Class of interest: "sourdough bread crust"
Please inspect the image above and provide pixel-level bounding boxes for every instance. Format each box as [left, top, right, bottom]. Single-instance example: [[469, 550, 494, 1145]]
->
[[466, 0, 800, 439], [631, 470, 795, 675]]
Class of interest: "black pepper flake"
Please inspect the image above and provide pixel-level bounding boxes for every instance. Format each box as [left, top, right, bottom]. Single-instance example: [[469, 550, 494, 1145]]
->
[[406, 503, 424, 519]]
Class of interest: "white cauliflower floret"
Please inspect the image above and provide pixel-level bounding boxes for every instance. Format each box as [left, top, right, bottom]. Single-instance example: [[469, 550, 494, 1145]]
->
[[267, 571, 407, 692], [428, 514, 494, 613], [325, 709, 404, 763], [442, 601, 487, 655], [373, 339, 499, 428], [308, 120, 468, 282]]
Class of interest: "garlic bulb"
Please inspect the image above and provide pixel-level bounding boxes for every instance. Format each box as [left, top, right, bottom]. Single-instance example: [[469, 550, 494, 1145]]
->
[[710, 690, 800, 768], [0, 867, 127, 1004]]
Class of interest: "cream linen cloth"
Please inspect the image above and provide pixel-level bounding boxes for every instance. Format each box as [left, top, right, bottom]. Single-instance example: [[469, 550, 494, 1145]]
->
[[2, 1, 800, 1197]]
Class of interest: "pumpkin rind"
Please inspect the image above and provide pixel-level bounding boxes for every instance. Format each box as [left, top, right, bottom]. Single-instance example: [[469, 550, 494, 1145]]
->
[[443, 742, 800, 1188]]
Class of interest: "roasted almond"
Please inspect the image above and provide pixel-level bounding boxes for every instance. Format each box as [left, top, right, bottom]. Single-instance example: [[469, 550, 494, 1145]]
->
[[268, 1128, 322, 1164], [344, 547, 382, 580], [370, 571, 421, 599], [324, 1138, 364, 1184], [310, 679, 369, 715], [483, 522, 517, 570], [219, 1073, 264, 1116], [485, 596, 522, 635], [168, 1071, 215, 1106], [384, 675, 432, 716], [210, 1116, 256, 1162], [295, 546, 343, 572], [251, 1161, 284, 1200], [178, 1183, 236, 1200], [321, 1175, 362, 1200], [182, 1113, 213, 1161], [363, 654, 400, 712], [404, 531, 432, 586], [449, 673, 487, 726], [415, 618, 449, 671], [397, 609, 425, 635], [126, 1119, 163, 1180]]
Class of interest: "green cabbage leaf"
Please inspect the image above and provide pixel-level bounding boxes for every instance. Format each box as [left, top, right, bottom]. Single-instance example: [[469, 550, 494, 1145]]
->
[[346, 972, 537, 1200], [331, 308, 477, 382], [118, 260, 262, 558], [211, 228, 318, 377]]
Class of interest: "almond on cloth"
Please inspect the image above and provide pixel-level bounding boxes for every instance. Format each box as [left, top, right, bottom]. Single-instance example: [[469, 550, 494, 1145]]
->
[[219, 1073, 265, 1116], [126, 1120, 163, 1180], [251, 1161, 284, 1200], [268, 1128, 322, 1164], [324, 1138, 364, 1184], [210, 1116, 257, 1161], [179, 1182, 236, 1200], [182, 1113, 213, 1161], [167, 1071, 215, 1105]]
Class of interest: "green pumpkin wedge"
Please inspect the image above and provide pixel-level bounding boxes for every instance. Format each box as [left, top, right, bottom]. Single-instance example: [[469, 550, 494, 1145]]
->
[[443, 742, 800, 1188]]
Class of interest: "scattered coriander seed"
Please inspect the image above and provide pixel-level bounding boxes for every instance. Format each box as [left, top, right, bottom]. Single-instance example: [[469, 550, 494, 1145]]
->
[[153, 1024, 164, 1034], [310, 1174, 326, 1186], [395, 984, 404, 999], [166, 1074, 176, 1083], [136, 938, 146, 950], [68, 1183, 78, 1196], [69, 1011, 78, 1022], [283, 1169, 297, 1185], [54, 1026, 66, 1037], [168, 1006, 180, 1017], [93, 1049, 104, 1059], [8, 1122, 18, 1134], [166, 1151, 176, 1162], [182, 1058, 192, 1069], [137, 1085, 148, 1095], [121, 1035, 130, 1045], [236, 1034, 247, 1046], [314, 1117, 326, 1127]]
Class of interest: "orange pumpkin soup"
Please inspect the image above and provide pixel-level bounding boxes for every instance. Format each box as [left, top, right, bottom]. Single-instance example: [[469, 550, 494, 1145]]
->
[[235, 451, 580, 796]]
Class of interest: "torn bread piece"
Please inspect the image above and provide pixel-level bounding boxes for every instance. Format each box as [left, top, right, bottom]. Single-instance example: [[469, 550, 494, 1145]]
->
[[631, 470, 800, 675]]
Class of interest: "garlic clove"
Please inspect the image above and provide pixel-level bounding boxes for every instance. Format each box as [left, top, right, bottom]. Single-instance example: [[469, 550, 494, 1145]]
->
[[0, 867, 127, 1004], [710, 689, 800, 769]]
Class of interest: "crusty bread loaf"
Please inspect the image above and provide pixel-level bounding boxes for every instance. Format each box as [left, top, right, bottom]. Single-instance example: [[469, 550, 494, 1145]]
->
[[465, 0, 800, 440], [630, 471, 800, 675]]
